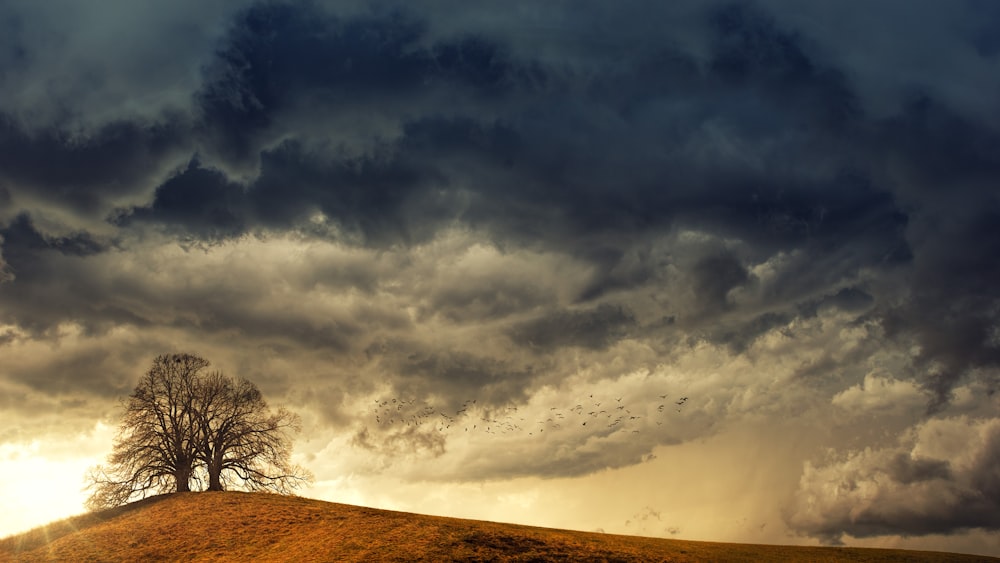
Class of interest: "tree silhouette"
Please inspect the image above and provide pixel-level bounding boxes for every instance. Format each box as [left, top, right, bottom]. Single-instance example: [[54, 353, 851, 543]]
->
[[193, 371, 306, 493], [86, 354, 310, 510]]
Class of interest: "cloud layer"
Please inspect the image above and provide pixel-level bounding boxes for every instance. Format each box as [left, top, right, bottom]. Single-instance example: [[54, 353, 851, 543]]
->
[[1, 0, 999, 549], [788, 416, 1000, 543]]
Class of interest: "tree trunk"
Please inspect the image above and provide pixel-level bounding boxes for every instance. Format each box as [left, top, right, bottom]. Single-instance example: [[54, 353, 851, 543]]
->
[[207, 454, 224, 491], [208, 472, 223, 491], [175, 465, 192, 492]]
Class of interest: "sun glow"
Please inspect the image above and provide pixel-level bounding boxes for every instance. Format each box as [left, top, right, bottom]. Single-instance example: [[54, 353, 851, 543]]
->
[[0, 424, 113, 538]]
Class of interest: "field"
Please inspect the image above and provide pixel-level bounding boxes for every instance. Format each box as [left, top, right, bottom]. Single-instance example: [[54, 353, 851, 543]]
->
[[1, 492, 994, 562]]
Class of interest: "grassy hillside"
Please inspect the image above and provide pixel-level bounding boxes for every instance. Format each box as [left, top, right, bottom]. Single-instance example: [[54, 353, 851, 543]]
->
[[0, 492, 994, 562]]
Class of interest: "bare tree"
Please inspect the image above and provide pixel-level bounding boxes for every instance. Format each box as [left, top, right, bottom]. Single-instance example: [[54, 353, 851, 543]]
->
[[86, 354, 207, 510], [193, 371, 310, 493], [86, 354, 310, 510]]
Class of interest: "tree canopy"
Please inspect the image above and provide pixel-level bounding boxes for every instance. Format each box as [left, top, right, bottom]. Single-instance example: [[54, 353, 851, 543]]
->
[[86, 353, 310, 510]]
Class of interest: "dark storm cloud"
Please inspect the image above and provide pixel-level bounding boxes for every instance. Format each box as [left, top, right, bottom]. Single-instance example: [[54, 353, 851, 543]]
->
[[171, 0, 904, 255], [691, 251, 750, 314], [382, 344, 535, 405], [86, 0, 897, 257], [115, 138, 440, 245], [874, 97, 1000, 408], [251, 139, 440, 245], [0, 214, 126, 334], [0, 115, 188, 215], [195, 2, 540, 165], [120, 0, 911, 259], [196, 3, 429, 162], [0, 217, 109, 341], [5, 1, 990, 389], [0, 11, 28, 78], [1, 0, 995, 407], [509, 304, 637, 352], [970, 0, 1000, 57], [800, 287, 874, 318], [701, 312, 792, 354], [112, 158, 247, 240], [708, 3, 860, 129], [0, 213, 105, 265]]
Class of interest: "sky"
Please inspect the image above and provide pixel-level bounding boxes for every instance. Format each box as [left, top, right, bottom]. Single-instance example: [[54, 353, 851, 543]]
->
[[1, 0, 1000, 555]]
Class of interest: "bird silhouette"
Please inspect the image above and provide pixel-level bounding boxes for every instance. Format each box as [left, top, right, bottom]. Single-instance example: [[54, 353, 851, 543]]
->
[[369, 388, 690, 443]]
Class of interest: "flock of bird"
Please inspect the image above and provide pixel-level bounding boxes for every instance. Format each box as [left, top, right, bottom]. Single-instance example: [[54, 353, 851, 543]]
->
[[370, 392, 691, 437]]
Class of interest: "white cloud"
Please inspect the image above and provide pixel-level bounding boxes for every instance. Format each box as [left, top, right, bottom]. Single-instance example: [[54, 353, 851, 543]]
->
[[786, 416, 1000, 543], [831, 371, 926, 414]]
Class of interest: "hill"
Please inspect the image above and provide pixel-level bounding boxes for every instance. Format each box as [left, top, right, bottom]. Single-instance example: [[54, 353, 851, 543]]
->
[[0, 492, 994, 562]]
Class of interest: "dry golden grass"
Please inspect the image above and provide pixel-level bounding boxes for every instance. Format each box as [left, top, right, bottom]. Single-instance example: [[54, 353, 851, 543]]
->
[[0, 492, 994, 562]]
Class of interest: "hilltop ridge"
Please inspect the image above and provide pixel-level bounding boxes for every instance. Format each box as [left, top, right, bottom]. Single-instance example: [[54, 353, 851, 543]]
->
[[1, 492, 994, 562]]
